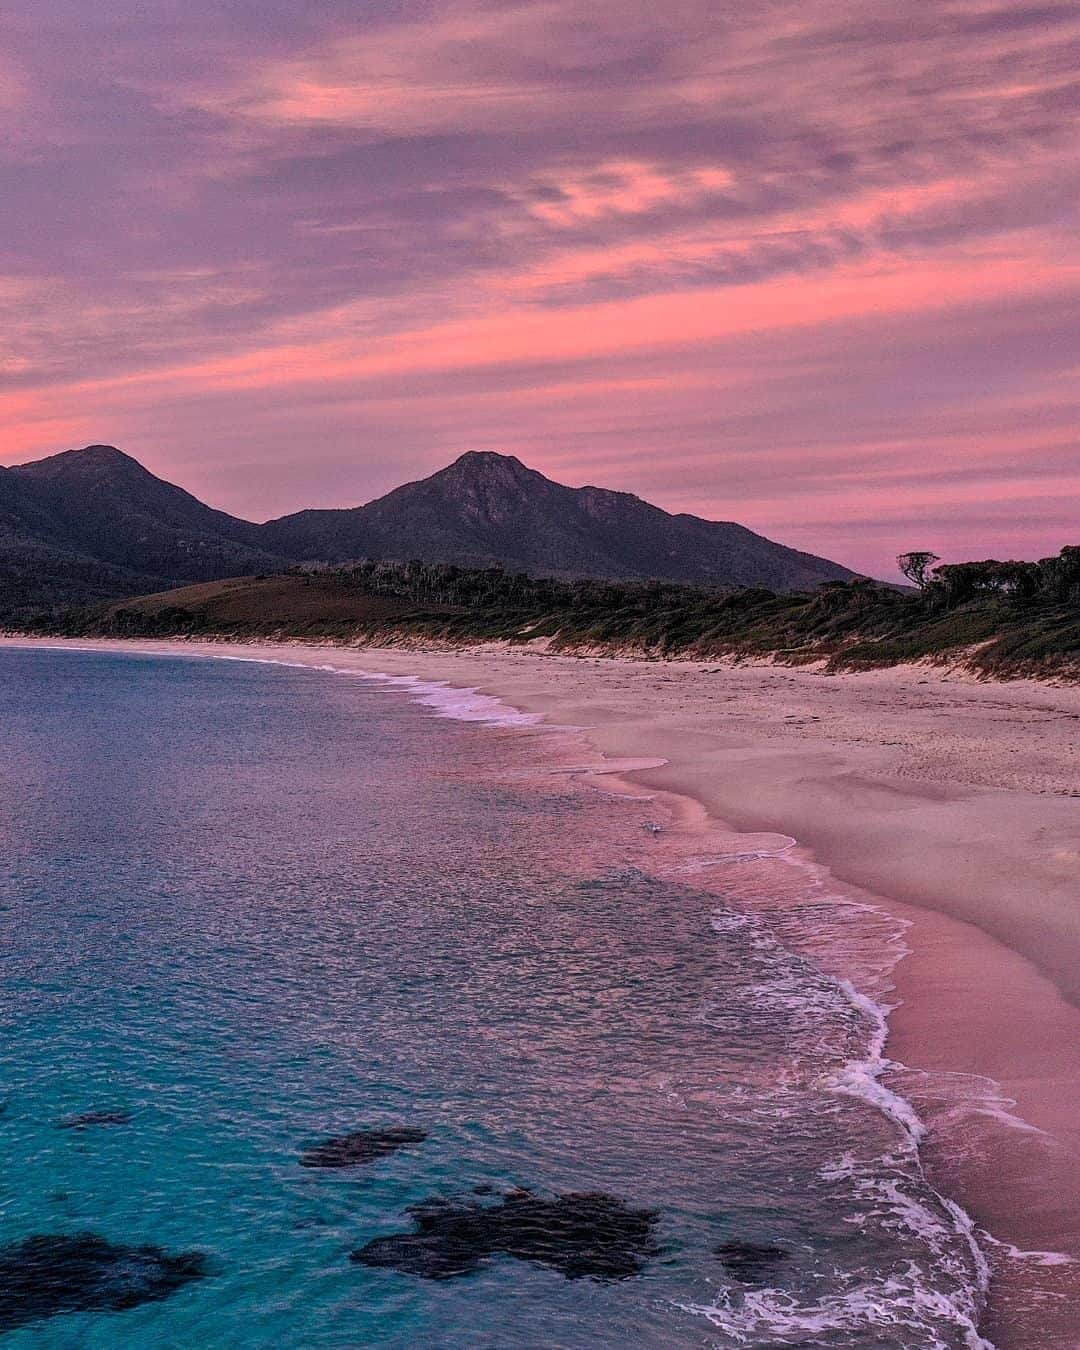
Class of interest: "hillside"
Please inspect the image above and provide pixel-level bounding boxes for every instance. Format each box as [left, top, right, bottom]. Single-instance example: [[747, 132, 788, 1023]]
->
[[104, 573, 418, 634], [0, 445, 858, 619], [37, 552, 1080, 681]]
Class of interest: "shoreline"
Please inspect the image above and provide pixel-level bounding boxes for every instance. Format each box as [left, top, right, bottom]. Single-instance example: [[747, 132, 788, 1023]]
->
[[5, 634, 1080, 1346]]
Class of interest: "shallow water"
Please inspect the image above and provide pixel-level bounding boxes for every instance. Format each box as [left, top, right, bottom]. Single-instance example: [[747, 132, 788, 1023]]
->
[[0, 647, 991, 1346]]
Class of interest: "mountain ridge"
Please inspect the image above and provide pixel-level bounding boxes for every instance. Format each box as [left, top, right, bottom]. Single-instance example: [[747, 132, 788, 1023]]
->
[[259, 449, 859, 590], [0, 444, 860, 618]]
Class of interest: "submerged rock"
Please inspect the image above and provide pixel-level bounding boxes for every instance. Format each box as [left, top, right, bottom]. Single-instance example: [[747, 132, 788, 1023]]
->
[[352, 1189, 659, 1281], [57, 1110, 133, 1130], [715, 1239, 790, 1281], [300, 1126, 428, 1169], [0, 1233, 207, 1332]]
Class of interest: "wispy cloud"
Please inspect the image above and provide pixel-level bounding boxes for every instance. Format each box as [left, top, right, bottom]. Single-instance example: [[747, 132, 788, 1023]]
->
[[1, 0, 1077, 573]]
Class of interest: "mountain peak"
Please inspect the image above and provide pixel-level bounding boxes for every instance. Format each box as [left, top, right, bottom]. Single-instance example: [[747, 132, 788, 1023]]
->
[[13, 444, 146, 482], [77, 443, 129, 460], [419, 451, 548, 516], [441, 450, 533, 479]]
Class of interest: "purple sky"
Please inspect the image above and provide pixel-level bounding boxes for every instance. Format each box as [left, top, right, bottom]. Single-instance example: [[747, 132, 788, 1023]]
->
[[1, 0, 1078, 576]]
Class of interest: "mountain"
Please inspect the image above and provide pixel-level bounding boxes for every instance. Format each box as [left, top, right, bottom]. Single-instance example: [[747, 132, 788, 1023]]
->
[[0, 459, 178, 613], [0, 445, 287, 615], [0, 445, 859, 619], [261, 451, 858, 591], [10, 445, 278, 580]]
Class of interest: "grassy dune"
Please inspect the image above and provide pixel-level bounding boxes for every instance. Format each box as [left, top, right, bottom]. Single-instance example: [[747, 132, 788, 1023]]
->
[[22, 560, 1080, 681]]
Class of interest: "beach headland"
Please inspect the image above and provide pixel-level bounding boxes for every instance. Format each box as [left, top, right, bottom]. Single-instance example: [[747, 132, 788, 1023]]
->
[[5, 634, 1080, 1347]]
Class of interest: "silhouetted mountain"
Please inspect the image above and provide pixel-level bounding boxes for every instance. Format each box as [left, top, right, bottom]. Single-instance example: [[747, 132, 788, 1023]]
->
[[262, 451, 858, 590], [0, 445, 858, 619], [10, 445, 278, 581], [0, 445, 283, 617], [0, 459, 180, 613]]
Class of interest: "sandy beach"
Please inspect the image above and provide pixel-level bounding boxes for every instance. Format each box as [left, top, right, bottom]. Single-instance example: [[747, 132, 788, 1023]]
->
[[6, 635, 1080, 1347]]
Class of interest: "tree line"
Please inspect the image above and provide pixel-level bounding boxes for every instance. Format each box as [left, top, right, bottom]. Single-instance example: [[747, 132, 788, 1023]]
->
[[897, 546, 1080, 606], [297, 546, 1080, 616], [291, 558, 701, 612]]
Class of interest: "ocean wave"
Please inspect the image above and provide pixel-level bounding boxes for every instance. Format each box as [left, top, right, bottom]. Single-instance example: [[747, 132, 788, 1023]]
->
[[681, 1273, 993, 1350], [350, 671, 542, 726], [187, 649, 544, 727], [677, 845, 997, 1345]]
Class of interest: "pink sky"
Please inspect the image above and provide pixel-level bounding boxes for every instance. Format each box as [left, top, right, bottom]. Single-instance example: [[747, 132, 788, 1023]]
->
[[1, 0, 1078, 577]]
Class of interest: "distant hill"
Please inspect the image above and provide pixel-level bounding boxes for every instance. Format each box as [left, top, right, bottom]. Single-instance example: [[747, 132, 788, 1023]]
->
[[0, 444, 859, 618]]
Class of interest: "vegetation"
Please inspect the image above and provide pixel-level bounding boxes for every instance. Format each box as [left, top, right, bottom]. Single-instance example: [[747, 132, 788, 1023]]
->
[[8, 548, 1080, 681]]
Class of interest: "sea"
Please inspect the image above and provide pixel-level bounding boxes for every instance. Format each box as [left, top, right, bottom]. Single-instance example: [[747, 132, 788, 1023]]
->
[[0, 644, 998, 1347]]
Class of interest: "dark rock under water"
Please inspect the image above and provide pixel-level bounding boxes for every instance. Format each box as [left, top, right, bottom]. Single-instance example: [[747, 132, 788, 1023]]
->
[[299, 1126, 428, 1169], [56, 1110, 134, 1130], [0, 1233, 207, 1332], [715, 1239, 791, 1282], [351, 1189, 660, 1281]]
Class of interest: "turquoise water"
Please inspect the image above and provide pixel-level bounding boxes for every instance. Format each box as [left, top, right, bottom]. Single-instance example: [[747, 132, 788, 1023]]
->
[[0, 648, 991, 1346]]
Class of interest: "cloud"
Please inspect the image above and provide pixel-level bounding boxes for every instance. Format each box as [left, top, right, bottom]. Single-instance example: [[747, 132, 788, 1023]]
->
[[0, 0, 1078, 574]]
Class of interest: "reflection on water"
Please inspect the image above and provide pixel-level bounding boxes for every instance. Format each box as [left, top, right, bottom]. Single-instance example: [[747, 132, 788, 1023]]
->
[[0, 648, 989, 1346]]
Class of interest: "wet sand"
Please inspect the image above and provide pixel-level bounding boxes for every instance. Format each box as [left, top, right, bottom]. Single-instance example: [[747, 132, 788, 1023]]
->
[[5, 636, 1080, 1346]]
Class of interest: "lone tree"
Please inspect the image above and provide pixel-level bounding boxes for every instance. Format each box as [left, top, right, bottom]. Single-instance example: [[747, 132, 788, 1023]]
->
[[896, 551, 940, 590]]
